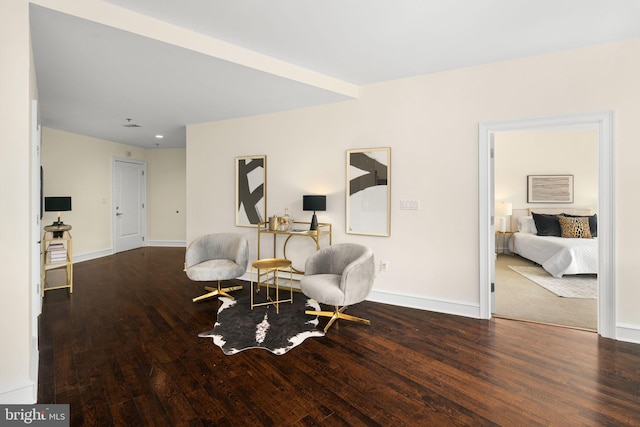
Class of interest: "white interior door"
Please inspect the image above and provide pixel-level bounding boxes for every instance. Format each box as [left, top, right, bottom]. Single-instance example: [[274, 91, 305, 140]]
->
[[113, 159, 146, 253]]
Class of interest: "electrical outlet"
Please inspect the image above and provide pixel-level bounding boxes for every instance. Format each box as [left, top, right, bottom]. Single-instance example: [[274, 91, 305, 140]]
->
[[380, 261, 389, 272]]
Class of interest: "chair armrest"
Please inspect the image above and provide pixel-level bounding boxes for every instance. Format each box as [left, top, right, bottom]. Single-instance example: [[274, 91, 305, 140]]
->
[[340, 249, 375, 303]]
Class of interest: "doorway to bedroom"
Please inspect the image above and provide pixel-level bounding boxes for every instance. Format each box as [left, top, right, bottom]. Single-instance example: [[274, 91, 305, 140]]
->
[[479, 110, 615, 339], [493, 128, 598, 330]]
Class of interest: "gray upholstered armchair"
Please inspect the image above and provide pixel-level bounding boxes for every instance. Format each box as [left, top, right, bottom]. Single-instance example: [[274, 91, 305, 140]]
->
[[185, 233, 249, 302], [300, 243, 375, 332]]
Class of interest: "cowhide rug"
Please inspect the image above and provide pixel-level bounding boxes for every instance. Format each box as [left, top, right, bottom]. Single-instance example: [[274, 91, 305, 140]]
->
[[198, 293, 325, 355]]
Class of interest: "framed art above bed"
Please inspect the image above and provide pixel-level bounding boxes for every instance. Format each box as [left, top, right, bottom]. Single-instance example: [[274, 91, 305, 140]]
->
[[527, 175, 574, 203]]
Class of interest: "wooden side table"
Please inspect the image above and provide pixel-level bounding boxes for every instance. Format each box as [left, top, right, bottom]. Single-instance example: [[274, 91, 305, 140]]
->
[[250, 258, 293, 313], [42, 227, 73, 297]]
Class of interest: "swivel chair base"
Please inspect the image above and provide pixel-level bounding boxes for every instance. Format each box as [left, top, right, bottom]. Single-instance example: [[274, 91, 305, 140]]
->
[[193, 280, 243, 302], [305, 305, 370, 332]]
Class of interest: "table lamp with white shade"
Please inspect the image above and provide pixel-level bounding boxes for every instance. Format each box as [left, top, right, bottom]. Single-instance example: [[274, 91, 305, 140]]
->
[[495, 201, 512, 232]]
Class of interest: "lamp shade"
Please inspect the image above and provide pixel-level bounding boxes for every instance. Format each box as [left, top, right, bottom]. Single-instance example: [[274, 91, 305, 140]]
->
[[45, 196, 72, 212], [495, 201, 512, 217], [303, 195, 326, 212]]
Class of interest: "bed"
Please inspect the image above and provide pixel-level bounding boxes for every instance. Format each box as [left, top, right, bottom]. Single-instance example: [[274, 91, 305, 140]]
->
[[509, 208, 598, 278]]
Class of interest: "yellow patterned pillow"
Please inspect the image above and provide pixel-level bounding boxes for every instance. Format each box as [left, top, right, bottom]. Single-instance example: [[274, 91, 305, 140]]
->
[[558, 215, 592, 239]]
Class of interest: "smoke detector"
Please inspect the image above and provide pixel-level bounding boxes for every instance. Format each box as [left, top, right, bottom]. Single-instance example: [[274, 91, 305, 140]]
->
[[123, 118, 141, 128]]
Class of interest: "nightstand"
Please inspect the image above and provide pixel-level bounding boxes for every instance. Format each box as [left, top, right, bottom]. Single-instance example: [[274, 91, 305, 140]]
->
[[495, 230, 513, 255], [42, 228, 73, 296]]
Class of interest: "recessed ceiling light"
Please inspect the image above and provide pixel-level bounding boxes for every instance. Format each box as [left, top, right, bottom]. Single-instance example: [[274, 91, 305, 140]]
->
[[155, 135, 163, 139]]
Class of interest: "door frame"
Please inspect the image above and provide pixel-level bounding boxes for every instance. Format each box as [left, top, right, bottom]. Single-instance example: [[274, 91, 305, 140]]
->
[[112, 157, 147, 253], [31, 100, 41, 337], [478, 110, 615, 339]]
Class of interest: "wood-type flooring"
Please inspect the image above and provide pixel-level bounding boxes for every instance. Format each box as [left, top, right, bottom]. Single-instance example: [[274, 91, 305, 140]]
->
[[38, 247, 640, 426]]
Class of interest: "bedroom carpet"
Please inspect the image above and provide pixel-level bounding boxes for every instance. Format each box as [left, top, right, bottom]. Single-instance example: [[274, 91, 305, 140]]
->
[[494, 255, 596, 331], [507, 265, 597, 299]]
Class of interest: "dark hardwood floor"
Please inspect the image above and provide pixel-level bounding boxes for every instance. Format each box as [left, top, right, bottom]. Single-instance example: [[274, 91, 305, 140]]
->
[[38, 247, 640, 426]]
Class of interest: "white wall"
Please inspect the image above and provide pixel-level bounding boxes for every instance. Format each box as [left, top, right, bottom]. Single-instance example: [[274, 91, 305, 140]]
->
[[495, 129, 598, 212], [0, 0, 36, 403], [41, 128, 187, 259], [187, 38, 640, 336]]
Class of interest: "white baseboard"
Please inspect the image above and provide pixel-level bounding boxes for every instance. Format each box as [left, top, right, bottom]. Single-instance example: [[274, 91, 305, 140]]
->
[[616, 323, 640, 344], [73, 248, 113, 264], [147, 240, 186, 247], [72, 241, 185, 264], [0, 379, 36, 404], [367, 289, 481, 319]]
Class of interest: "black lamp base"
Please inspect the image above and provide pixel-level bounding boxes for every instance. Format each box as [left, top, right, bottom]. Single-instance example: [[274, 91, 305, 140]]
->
[[310, 212, 318, 231]]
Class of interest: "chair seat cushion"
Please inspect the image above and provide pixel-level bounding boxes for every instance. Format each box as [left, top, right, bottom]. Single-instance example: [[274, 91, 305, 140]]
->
[[300, 273, 344, 306], [186, 259, 245, 282]]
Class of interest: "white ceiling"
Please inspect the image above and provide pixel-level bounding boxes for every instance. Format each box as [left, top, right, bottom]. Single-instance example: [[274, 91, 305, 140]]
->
[[30, 0, 640, 148]]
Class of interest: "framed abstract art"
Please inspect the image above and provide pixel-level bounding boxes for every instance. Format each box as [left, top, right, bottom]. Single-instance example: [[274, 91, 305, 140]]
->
[[346, 147, 391, 236], [235, 155, 266, 227], [527, 174, 574, 203]]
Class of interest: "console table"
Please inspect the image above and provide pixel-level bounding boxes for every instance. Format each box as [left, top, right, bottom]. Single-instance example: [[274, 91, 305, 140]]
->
[[257, 221, 332, 274]]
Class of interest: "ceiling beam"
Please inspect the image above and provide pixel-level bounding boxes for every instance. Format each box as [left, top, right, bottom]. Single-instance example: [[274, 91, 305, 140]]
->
[[30, 0, 360, 99]]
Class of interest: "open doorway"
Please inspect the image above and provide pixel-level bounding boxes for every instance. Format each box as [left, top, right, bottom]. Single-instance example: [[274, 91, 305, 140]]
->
[[493, 129, 598, 330], [478, 111, 615, 339]]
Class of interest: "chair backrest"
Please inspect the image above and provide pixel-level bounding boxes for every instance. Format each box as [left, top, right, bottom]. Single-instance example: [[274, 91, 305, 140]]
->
[[305, 243, 374, 302], [185, 233, 249, 269], [312, 243, 373, 275]]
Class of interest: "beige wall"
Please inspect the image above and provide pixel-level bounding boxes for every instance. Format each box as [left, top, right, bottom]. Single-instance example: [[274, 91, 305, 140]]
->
[[41, 128, 186, 258], [495, 129, 598, 212], [0, 0, 35, 403], [146, 148, 186, 243], [187, 38, 640, 333], [41, 128, 146, 257]]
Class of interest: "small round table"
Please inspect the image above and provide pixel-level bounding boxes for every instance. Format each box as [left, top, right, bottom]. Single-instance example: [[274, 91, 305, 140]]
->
[[251, 258, 293, 314], [44, 223, 72, 238]]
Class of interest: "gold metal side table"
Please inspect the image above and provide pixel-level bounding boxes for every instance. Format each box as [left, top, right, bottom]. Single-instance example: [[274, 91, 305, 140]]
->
[[251, 258, 293, 314], [495, 230, 513, 255]]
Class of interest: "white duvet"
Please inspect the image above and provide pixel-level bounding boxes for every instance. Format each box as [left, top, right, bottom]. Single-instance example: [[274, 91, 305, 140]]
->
[[512, 232, 598, 278]]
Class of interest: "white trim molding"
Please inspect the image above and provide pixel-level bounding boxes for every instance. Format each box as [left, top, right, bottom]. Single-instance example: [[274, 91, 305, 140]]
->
[[616, 323, 640, 345], [146, 240, 186, 247], [367, 289, 480, 319], [0, 379, 36, 404]]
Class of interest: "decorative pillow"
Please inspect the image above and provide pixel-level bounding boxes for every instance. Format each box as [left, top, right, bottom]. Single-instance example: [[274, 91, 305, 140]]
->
[[561, 213, 598, 237], [531, 212, 562, 236], [517, 216, 538, 234], [558, 215, 592, 239]]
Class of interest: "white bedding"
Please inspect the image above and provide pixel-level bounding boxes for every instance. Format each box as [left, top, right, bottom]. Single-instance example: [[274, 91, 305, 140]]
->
[[512, 232, 598, 278]]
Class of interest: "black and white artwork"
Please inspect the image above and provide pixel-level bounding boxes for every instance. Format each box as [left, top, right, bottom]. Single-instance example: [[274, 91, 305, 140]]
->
[[346, 147, 391, 236], [527, 175, 574, 203], [236, 155, 266, 227]]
